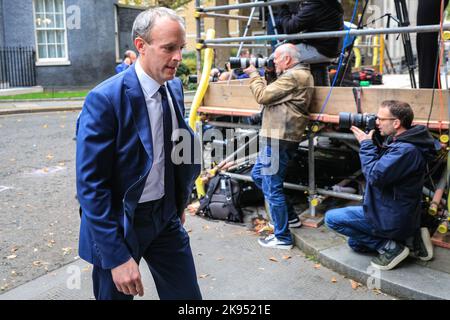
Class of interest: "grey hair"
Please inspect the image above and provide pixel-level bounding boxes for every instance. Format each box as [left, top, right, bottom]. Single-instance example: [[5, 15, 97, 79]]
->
[[276, 44, 301, 63], [132, 7, 185, 43]]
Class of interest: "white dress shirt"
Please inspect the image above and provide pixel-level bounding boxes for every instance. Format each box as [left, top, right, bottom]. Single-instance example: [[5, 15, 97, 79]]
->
[[135, 59, 179, 203]]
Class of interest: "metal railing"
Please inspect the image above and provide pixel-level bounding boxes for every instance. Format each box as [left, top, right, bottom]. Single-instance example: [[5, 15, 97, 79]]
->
[[0, 47, 37, 89]]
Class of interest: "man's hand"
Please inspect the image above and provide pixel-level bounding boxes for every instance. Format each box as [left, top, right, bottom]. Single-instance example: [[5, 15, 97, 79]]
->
[[351, 126, 374, 144], [111, 258, 144, 297], [243, 64, 257, 75], [181, 211, 186, 225]]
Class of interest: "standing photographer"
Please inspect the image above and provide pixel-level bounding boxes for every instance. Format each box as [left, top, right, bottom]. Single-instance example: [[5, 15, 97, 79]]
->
[[277, 0, 344, 64], [325, 101, 438, 270], [243, 43, 314, 250]]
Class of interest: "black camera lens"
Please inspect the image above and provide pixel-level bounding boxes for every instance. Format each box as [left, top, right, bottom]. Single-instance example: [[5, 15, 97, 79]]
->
[[338, 112, 377, 131], [339, 112, 352, 129]]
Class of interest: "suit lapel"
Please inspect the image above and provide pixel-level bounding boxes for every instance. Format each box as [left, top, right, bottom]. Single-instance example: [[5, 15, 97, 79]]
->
[[167, 82, 188, 131], [124, 65, 154, 161]]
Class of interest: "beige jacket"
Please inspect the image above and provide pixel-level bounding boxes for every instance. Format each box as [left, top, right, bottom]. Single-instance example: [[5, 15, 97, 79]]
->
[[249, 65, 314, 142]]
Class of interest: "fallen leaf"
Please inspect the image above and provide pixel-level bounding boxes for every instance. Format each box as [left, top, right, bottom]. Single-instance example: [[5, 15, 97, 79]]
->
[[60, 125, 65, 128], [372, 288, 382, 295], [6, 255, 17, 260], [58, 162, 65, 166], [282, 255, 292, 260], [11, 271, 17, 276], [10, 247, 18, 253], [46, 154, 54, 160], [42, 167, 49, 173], [32, 261, 42, 267], [216, 257, 224, 261], [331, 277, 337, 283], [350, 280, 362, 290], [42, 124, 48, 128], [202, 225, 210, 230], [187, 202, 200, 214], [269, 257, 279, 262], [62, 247, 72, 255], [199, 274, 209, 279], [314, 264, 321, 269]]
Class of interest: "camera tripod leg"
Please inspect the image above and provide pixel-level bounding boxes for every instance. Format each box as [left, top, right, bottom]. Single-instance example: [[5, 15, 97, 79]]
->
[[394, 0, 417, 88]]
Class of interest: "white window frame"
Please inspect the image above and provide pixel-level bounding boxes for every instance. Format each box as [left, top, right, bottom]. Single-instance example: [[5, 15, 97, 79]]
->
[[33, 0, 71, 66]]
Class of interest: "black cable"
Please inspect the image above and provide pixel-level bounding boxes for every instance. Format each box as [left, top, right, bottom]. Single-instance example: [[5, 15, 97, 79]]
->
[[426, 4, 445, 128], [427, 29, 441, 128], [338, 0, 370, 86]]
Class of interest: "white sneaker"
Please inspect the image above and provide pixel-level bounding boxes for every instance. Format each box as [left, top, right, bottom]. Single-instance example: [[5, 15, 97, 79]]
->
[[258, 235, 293, 250]]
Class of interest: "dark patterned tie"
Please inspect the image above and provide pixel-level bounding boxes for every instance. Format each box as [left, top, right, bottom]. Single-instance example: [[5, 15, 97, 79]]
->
[[158, 85, 175, 205]]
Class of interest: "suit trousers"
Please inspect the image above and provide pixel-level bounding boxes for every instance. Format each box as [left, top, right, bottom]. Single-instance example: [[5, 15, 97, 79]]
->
[[92, 198, 202, 300]]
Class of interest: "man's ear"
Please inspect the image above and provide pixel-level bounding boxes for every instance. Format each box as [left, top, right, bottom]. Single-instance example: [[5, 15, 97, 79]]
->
[[134, 37, 145, 55]]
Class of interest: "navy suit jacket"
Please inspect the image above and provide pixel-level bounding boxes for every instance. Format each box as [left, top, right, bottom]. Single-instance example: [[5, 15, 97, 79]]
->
[[76, 64, 200, 269]]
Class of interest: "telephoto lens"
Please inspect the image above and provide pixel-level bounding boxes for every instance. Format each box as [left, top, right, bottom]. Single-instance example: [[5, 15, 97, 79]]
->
[[338, 112, 377, 131], [229, 57, 274, 69]]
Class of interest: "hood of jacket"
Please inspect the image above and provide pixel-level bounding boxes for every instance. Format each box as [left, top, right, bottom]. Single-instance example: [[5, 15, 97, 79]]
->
[[392, 125, 440, 161]]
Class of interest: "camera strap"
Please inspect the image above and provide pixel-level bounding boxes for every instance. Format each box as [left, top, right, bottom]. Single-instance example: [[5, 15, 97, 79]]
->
[[352, 87, 362, 114]]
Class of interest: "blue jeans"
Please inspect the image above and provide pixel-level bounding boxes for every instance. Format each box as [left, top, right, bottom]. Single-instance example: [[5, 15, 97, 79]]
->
[[252, 140, 297, 243], [325, 206, 387, 252], [296, 43, 335, 64]]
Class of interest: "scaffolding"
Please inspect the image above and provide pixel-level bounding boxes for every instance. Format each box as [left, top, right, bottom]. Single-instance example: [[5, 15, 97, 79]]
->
[[192, 0, 450, 229]]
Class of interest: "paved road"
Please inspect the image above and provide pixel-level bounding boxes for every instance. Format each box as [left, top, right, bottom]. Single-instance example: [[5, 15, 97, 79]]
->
[[0, 111, 393, 299]]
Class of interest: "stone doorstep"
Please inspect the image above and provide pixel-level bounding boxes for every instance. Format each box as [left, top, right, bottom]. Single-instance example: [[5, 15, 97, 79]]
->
[[291, 226, 450, 300]]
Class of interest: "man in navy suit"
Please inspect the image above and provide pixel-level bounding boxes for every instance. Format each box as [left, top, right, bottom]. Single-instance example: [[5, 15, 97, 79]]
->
[[76, 7, 201, 300]]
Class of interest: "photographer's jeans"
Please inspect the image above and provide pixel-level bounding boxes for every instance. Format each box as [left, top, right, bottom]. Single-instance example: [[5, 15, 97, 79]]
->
[[296, 43, 335, 64], [252, 140, 297, 244], [325, 206, 386, 252]]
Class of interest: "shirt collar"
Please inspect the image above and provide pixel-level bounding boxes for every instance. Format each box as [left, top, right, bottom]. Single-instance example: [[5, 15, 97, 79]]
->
[[135, 58, 164, 98]]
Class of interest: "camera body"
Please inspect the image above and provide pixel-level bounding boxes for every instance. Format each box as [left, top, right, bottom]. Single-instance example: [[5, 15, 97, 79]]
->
[[229, 56, 275, 70], [339, 112, 377, 131]]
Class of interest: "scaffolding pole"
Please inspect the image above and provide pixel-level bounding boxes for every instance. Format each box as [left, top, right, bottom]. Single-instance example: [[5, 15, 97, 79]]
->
[[197, 0, 298, 12], [195, 0, 202, 81], [204, 43, 271, 48], [203, 24, 450, 44], [199, 12, 259, 21]]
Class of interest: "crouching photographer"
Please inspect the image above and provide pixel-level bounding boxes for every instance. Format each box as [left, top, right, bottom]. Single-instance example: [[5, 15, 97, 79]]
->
[[325, 100, 439, 270], [243, 43, 314, 250]]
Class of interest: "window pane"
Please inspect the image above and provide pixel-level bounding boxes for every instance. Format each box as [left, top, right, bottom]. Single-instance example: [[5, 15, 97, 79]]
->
[[47, 30, 56, 44], [35, 13, 45, 28], [37, 30, 46, 44], [55, 13, 64, 28], [57, 44, 65, 58], [35, 0, 45, 13], [45, 0, 54, 13], [38, 45, 47, 59], [56, 30, 64, 43], [48, 44, 57, 58], [45, 14, 55, 28], [54, 0, 63, 13]]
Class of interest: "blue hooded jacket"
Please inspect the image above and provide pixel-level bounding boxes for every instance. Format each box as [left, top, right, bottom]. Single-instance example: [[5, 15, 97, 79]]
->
[[360, 125, 439, 240]]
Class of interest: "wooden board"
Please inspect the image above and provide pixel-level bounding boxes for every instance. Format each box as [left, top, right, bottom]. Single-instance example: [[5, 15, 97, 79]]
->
[[431, 232, 450, 249], [200, 82, 450, 126]]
